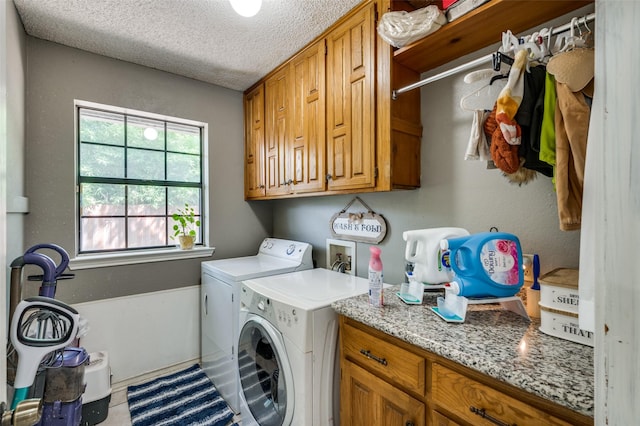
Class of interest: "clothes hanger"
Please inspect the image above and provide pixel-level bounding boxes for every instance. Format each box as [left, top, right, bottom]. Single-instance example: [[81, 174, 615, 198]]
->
[[526, 27, 553, 64], [578, 15, 594, 47], [460, 72, 506, 111], [489, 73, 509, 85], [538, 27, 554, 63], [463, 69, 496, 84], [554, 17, 586, 54], [500, 30, 519, 55]]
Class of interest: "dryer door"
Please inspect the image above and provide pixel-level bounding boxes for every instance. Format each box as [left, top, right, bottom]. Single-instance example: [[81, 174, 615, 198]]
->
[[238, 314, 294, 426]]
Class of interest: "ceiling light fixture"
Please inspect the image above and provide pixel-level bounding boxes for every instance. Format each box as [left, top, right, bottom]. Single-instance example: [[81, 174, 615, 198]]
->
[[229, 0, 262, 18]]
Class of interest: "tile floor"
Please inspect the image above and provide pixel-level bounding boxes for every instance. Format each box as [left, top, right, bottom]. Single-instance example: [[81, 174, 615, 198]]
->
[[99, 383, 132, 426], [102, 402, 132, 425]]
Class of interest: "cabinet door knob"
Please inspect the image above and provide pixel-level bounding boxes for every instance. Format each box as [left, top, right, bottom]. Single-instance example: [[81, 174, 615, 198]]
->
[[405, 422, 415, 426], [326, 174, 333, 181]]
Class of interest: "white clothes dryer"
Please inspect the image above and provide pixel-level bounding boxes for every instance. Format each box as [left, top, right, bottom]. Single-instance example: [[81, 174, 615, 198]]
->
[[237, 268, 370, 425], [201, 238, 312, 413]]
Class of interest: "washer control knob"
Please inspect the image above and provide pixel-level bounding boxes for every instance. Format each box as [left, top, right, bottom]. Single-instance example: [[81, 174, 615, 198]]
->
[[287, 244, 296, 255], [258, 300, 265, 311]]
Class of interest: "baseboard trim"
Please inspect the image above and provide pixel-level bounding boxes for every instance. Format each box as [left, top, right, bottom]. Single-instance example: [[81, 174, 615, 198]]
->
[[109, 358, 200, 407]]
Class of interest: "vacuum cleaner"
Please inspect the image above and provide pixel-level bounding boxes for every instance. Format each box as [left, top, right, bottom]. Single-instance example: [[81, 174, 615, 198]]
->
[[7, 244, 89, 426]]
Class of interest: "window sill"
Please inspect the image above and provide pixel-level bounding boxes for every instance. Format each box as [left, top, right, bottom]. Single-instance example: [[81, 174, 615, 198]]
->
[[69, 246, 215, 270]]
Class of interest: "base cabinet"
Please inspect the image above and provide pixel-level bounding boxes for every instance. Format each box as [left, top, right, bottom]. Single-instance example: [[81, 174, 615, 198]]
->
[[431, 411, 461, 426], [339, 316, 593, 426], [432, 363, 573, 426], [341, 359, 425, 426]]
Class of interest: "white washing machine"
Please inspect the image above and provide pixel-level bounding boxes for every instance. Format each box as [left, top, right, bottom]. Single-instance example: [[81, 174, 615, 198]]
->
[[201, 238, 313, 413], [237, 268, 370, 425]]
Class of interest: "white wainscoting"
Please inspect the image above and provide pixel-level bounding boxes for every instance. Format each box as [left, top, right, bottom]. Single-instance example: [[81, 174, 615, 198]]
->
[[73, 286, 200, 384]]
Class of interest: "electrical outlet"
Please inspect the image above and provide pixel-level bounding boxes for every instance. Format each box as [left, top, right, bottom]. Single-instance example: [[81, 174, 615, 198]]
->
[[522, 254, 534, 283]]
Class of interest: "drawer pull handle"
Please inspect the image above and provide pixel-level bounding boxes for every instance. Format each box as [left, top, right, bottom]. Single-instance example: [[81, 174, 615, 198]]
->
[[405, 422, 414, 426], [360, 349, 387, 366], [470, 406, 516, 426]]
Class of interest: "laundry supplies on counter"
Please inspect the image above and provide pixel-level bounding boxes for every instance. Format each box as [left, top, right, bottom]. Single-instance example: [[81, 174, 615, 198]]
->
[[403, 227, 469, 285], [368, 246, 384, 307], [442, 232, 524, 298], [538, 268, 593, 346], [397, 272, 424, 305]]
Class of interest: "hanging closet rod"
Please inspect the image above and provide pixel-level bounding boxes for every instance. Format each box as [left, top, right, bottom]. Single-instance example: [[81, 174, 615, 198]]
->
[[392, 12, 595, 100]]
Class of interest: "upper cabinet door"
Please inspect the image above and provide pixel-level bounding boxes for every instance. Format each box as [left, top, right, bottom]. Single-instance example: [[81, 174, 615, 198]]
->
[[265, 67, 292, 197], [244, 84, 265, 199], [326, 3, 376, 191], [290, 39, 326, 194]]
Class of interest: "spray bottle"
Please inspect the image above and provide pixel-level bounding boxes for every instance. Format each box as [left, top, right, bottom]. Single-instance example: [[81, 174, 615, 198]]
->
[[368, 246, 384, 307]]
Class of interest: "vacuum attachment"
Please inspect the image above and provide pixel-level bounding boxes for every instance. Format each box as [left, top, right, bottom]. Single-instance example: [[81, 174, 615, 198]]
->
[[1, 399, 43, 426], [9, 297, 79, 409]]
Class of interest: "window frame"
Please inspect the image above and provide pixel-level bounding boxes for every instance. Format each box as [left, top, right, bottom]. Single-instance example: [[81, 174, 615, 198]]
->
[[70, 100, 214, 269]]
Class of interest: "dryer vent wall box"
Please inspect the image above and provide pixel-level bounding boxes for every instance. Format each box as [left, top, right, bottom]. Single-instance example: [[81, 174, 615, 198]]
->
[[200, 238, 313, 413], [326, 238, 356, 275]]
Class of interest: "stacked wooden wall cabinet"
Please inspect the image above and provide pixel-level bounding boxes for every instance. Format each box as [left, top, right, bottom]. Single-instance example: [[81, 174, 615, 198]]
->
[[243, 84, 265, 198], [243, 0, 422, 200]]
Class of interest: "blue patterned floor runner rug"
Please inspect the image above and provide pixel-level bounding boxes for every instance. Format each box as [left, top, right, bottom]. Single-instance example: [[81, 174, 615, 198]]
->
[[127, 364, 236, 426]]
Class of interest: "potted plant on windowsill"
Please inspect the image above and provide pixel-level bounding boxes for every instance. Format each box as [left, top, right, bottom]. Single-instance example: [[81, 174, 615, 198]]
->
[[171, 203, 200, 250]]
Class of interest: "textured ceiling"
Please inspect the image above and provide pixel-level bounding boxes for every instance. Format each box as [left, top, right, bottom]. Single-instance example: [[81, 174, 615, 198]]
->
[[12, 0, 362, 91]]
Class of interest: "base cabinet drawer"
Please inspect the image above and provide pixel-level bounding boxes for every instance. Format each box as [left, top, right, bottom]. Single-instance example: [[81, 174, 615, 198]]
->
[[342, 322, 425, 394], [432, 410, 462, 426], [341, 359, 425, 426], [431, 363, 572, 426]]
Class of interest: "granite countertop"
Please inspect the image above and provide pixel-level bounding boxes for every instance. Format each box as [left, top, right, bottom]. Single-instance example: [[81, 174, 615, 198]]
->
[[332, 285, 594, 418]]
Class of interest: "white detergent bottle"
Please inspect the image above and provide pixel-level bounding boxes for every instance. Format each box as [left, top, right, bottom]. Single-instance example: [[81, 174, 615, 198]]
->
[[403, 227, 470, 285], [368, 246, 384, 307]]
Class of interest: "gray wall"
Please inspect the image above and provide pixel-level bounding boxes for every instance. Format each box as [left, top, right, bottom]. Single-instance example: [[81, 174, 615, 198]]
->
[[23, 38, 272, 304]]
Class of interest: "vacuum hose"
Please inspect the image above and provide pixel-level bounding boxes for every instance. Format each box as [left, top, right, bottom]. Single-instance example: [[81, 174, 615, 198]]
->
[[8, 243, 73, 323], [8, 253, 56, 326]]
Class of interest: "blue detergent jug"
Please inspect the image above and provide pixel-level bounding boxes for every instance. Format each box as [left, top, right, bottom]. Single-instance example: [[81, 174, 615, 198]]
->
[[441, 232, 524, 298]]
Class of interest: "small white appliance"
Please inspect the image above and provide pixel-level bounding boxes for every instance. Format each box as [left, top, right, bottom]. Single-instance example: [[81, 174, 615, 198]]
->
[[237, 268, 370, 425], [201, 238, 313, 413]]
